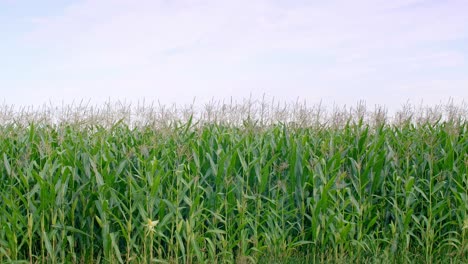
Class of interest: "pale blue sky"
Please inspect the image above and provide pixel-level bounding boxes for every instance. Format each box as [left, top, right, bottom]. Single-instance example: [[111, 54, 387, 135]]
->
[[1, 0, 467, 112]]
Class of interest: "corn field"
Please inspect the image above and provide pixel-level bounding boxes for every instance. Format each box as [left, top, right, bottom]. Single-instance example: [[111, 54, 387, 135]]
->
[[0, 101, 467, 263]]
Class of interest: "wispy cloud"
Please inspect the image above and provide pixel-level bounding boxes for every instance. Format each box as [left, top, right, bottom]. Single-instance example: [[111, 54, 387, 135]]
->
[[1, 0, 467, 110]]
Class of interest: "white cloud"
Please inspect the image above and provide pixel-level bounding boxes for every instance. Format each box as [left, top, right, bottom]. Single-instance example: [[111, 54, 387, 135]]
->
[[2, 0, 467, 108]]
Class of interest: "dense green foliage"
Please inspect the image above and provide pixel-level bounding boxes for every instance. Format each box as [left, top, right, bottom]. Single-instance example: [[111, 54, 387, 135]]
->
[[0, 118, 467, 263]]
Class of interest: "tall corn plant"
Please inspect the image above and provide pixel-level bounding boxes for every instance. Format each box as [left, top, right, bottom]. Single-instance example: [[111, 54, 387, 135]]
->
[[0, 106, 467, 263]]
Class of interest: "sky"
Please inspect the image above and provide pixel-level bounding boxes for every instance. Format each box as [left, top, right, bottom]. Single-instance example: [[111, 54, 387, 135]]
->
[[1, 0, 467, 112]]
